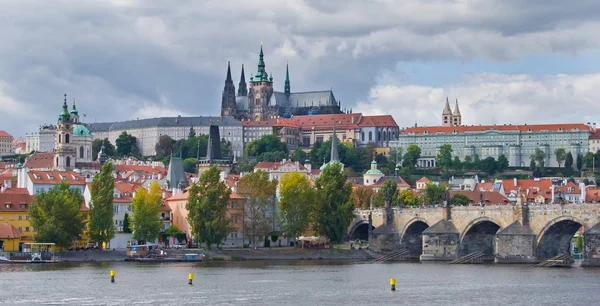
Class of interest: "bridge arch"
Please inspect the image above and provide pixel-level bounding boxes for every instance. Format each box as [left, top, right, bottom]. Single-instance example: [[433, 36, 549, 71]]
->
[[536, 216, 584, 260], [348, 220, 374, 242], [459, 217, 501, 258], [400, 218, 430, 258]]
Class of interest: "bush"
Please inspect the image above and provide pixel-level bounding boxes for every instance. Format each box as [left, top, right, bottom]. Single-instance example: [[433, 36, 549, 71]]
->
[[270, 235, 278, 242]]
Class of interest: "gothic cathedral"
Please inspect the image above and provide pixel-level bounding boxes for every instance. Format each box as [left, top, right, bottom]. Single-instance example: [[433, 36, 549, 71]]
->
[[221, 44, 343, 121]]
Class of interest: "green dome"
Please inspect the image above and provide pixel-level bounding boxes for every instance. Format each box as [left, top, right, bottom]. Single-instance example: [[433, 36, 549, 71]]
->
[[365, 169, 384, 175], [73, 124, 92, 137]]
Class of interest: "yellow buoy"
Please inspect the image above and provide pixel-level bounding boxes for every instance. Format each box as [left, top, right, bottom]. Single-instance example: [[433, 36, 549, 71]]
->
[[110, 270, 116, 283], [390, 278, 396, 291], [188, 273, 194, 285]]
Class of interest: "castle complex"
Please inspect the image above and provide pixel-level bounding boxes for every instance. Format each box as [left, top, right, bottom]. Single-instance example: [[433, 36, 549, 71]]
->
[[221, 44, 343, 121]]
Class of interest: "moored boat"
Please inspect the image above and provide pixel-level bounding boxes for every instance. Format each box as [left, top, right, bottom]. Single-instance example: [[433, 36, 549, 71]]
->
[[0, 243, 59, 264], [125, 244, 205, 262]]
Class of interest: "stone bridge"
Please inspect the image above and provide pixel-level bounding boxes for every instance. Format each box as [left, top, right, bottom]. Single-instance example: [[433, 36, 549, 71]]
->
[[348, 203, 600, 266]]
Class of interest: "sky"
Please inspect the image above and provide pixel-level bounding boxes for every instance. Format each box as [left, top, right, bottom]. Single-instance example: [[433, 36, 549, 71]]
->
[[2, 0, 600, 137]]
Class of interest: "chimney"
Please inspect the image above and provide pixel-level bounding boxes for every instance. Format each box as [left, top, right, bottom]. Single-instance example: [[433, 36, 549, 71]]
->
[[133, 191, 137, 198], [4, 179, 11, 189], [162, 192, 166, 199], [513, 178, 517, 187], [1, 185, 5, 193]]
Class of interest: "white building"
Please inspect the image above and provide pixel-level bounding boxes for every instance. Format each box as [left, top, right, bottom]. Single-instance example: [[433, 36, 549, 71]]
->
[[87, 116, 243, 158], [17, 168, 87, 195], [253, 159, 319, 181], [25, 125, 56, 153]]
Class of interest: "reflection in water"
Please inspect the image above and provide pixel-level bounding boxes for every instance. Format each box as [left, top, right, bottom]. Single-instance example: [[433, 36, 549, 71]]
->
[[1, 261, 600, 305]]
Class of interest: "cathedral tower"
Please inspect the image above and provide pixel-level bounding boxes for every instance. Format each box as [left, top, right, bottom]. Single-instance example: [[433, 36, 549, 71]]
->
[[221, 61, 237, 117], [54, 94, 76, 169], [442, 97, 452, 126], [238, 64, 247, 96], [284, 63, 291, 97], [248, 44, 274, 121], [452, 99, 462, 126]]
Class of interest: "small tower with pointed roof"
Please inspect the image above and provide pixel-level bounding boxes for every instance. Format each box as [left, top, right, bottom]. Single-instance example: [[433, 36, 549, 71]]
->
[[70, 97, 80, 124], [452, 99, 462, 126], [238, 64, 247, 97], [284, 62, 291, 97], [442, 97, 452, 126], [221, 61, 237, 117], [54, 94, 77, 169]]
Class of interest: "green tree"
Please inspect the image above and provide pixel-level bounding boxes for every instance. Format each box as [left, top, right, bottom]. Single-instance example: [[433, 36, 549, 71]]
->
[[452, 156, 462, 172], [351, 185, 375, 209], [278, 172, 316, 239], [155, 135, 175, 157], [497, 155, 509, 173], [472, 154, 481, 170], [402, 144, 421, 169], [529, 159, 536, 171], [422, 183, 445, 205], [576, 153, 583, 171], [122, 212, 131, 233], [238, 170, 278, 247], [554, 148, 567, 168], [451, 193, 471, 206], [115, 131, 139, 157], [186, 165, 231, 248], [131, 181, 163, 243], [221, 138, 232, 158], [481, 157, 497, 175], [313, 162, 354, 247], [182, 157, 197, 173], [92, 138, 115, 160], [165, 225, 182, 235], [583, 152, 594, 169], [29, 182, 86, 249], [463, 155, 473, 170], [188, 127, 196, 139], [244, 135, 288, 160], [436, 144, 453, 171], [531, 148, 546, 171], [89, 161, 115, 247], [565, 152, 574, 171], [291, 146, 308, 162], [398, 189, 422, 207]]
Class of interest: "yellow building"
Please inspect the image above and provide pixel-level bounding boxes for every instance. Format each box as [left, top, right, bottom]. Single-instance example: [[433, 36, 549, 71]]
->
[[0, 224, 23, 252], [0, 188, 35, 250]]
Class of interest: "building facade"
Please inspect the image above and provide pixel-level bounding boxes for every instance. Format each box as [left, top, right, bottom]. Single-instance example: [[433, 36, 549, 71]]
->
[[0, 131, 14, 154], [391, 123, 591, 168], [25, 125, 56, 153], [88, 116, 243, 158], [221, 44, 343, 121]]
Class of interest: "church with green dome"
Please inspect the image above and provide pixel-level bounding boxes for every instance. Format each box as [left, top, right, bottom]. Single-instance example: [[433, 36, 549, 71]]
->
[[54, 94, 94, 169]]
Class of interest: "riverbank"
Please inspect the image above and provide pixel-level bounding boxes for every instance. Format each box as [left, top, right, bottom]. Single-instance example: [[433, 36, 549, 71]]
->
[[57, 247, 374, 262]]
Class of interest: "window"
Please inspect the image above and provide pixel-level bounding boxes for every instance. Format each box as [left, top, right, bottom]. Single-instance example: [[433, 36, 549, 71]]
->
[[114, 205, 119, 214], [369, 131, 372, 141], [361, 132, 365, 141], [5, 204, 11, 209], [80, 146, 84, 158], [26, 215, 29, 220], [18, 215, 22, 220], [66, 156, 71, 167], [25, 227, 30, 232], [20, 204, 27, 209], [65, 134, 70, 143]]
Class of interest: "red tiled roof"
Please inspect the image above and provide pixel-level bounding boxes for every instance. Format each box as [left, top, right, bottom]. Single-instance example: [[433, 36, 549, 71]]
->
[[586, 188, 600, 203], [23, 152, 54, 169], [0, 224, 22, 239], [449, 190, 509, 204], [112, 182, 140, 203], [114, 164, 167, 175], [242, 118, 299, 128], [0, 131, 12, 137], [474, 183, 494, 191], [502, 179, 552, 198], [416, 177, 431, 183], [0, 188, 34, 212], [358, 115, 398, 127], [292, 113, 362, 128], [28, 170, 86, 185], [404, 123, 591, 135], [590, 130, 600, 139], [553, 182, 581, 194]]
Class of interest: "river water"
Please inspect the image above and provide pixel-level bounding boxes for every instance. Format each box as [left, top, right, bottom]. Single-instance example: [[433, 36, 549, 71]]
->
[[0, 260, 599, 305]]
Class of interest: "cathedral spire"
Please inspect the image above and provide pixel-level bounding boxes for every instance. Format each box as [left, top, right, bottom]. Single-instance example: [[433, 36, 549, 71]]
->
[[453, 99, 461, 116], [253, 43, 270, 82], [226, 61, 232, 82], [284, 62, 291, 97], [330, 123, 339, 162], [221, 62, 236, 117], [238, 64, 247, 96], [442, 97, 452, 115]]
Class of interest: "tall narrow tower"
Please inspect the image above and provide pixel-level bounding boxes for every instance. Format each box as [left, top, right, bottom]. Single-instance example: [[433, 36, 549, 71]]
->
[[452, 99, 462, 126], [284, 62, 291, 97], [54, 94, 76, 169], [442, 97, 452, 126], [221, 61, 237, 117], [248, 43, 274, 121], [238, 64, 247, 97]]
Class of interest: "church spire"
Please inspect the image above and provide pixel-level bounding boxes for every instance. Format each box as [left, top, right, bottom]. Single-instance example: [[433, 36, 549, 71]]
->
[[442, 97, 452, 115], [59, 94, 71, 123], [238, 64, 247, 96], [221, 61, 236, 117], [284, 62, 291, 97], [453, 99, 461, 116], [330, 123, 339, 162], [253, 43, 270, 82], [226, 61, 232, 82]]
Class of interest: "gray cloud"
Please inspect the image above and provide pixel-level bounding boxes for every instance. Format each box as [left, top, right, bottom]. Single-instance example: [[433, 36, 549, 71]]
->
[[0, 0, 599, 136]]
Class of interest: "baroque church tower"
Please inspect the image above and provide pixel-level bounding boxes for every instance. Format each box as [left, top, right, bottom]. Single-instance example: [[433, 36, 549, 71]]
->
[[55, 94, 77, 169], [220, 61, 237, 117], [442, 97, 461, 126], [248, 44, 275, 121]]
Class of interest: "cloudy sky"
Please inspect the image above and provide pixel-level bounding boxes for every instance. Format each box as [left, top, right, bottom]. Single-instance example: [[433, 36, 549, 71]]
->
[[2, 0, 600, 136]]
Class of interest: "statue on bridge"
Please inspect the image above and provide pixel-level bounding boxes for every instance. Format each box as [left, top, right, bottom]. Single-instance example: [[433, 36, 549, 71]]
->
[[384, 187, 394, 225], [444, 187, 451, 208]]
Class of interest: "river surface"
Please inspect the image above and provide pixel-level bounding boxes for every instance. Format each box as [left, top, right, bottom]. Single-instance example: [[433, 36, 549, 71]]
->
[[0, 260, 599, 305]]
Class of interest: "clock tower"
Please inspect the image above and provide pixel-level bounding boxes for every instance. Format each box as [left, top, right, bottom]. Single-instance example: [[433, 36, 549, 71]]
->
[[248, 44, 274, 121]]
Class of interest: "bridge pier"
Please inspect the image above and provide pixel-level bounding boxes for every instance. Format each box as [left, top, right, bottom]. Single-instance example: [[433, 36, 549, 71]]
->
[[420, 220, 459, 261], [582, 223, 600, 267], [494, 221, 537, 263]]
